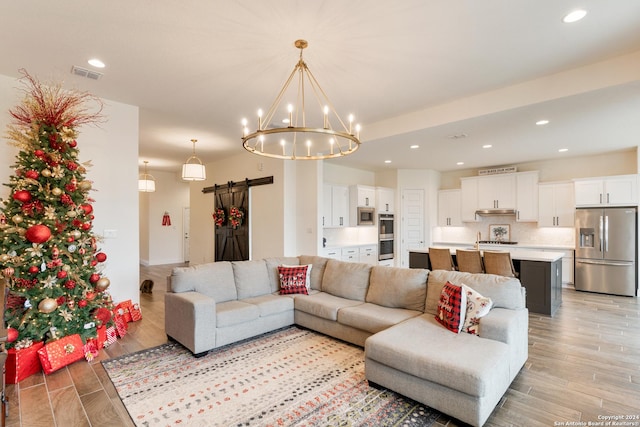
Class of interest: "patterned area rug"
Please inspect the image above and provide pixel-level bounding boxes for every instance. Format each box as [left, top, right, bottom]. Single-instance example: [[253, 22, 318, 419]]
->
[[102, 326, 440, 426]]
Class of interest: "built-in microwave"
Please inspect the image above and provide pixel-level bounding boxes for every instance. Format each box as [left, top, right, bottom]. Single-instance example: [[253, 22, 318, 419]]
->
[[357, 207, 375, 225]]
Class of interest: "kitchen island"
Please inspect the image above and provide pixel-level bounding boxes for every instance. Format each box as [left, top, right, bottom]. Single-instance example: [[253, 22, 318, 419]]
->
[[409, 247, 565, 316]]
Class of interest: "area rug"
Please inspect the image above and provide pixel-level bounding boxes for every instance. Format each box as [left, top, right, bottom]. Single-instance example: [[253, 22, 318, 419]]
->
[[102, 326, 440, 426]]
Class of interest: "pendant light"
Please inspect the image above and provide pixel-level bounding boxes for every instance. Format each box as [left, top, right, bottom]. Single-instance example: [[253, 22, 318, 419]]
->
[[138, 161, 156, 192], [182, 138, 206, 181]]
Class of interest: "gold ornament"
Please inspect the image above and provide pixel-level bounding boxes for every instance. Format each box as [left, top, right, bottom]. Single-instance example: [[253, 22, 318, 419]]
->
[[38, 297, 58, 313], [79, 180, 92, 191], [51, 187, 62, 196], [62, 264, 71, 272], [71, 230, 82, 239], [41, 169, 52, 177], [12, 214, 23, 224], [0, 254, 9, 262], [67, 210, 78, 218], [95, 277, 110, 292]]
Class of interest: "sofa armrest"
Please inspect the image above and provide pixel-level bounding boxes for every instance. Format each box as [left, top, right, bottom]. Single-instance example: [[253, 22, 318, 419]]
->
[[479, 307, 528, 379], [165, 292, 217, 355]]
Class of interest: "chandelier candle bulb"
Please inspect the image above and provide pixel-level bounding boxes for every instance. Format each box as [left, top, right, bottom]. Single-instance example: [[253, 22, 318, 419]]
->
[[257, 109, 263, 130], [288, 104, 293, 127], [349, 114, 354, 134], [259, 135, 264, 152], [323, 105, 329, 129], [330, 138, 334, 155], [281, 139, 286, 156], [307, 140, 311, 157]]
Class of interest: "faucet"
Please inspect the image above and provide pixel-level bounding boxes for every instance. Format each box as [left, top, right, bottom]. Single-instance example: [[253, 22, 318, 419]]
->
[[474, 232, 481, 250]]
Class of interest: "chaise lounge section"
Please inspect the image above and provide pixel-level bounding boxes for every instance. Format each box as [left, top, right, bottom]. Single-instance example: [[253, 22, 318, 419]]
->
[[164, 256, 528, 426]]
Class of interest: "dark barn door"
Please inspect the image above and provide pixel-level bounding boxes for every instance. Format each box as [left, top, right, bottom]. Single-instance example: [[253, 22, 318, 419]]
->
[[214, 186, 249, 261]]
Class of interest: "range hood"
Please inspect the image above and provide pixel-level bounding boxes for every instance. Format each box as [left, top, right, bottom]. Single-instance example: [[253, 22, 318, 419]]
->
[[475, 208, 517, 216]]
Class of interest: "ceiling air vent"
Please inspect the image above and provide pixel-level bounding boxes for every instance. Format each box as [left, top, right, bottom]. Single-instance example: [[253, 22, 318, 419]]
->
[[70, 65, 103, 80]]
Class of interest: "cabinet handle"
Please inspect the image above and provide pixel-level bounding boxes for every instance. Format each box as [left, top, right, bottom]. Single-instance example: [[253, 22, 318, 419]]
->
[[365, 197, 369, 206], [386, 203, 389, 211], [607, 193, 610, 204], [340, 217, 343, 226], [517, 210, 520, 220], [600, 193, 602, 204]]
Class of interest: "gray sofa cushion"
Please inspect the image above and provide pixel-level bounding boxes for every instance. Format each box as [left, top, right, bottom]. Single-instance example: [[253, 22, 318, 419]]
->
[[243, 294, 295, 317], [294, 292, 363, 321], [232, 260, 272, 299], [298, 255, 330, 291], [425, 270, 525, 316], [338, 303, 422, 334], [365, 314, 511, 397], [216, 300, 260, 327], [321, 259, 372, 301], [367, 266, 428, 311], [264, 257, 300, 293], [171, 262, 237, 303]]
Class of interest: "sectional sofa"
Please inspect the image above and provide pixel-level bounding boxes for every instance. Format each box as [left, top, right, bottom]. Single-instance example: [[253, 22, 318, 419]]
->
[[165, 255, 528, 427]]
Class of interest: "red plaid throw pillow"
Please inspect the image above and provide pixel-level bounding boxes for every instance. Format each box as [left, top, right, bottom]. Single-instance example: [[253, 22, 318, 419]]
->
[[278, 266, 309, 295], [435, 281, 467, 333]]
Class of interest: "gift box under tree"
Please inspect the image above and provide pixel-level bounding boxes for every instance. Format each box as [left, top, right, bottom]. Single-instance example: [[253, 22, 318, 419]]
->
[[37, 334, 85, 375], [6, 341, 44, 384]]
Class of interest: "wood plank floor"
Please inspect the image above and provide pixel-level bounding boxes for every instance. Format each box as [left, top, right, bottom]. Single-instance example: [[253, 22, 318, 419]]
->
[[5, 264, 639, 427]]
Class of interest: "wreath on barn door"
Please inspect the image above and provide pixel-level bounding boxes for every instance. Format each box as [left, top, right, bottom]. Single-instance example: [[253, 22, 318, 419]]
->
[[228, 206, 244, 229], [212, 208, 225, 227]]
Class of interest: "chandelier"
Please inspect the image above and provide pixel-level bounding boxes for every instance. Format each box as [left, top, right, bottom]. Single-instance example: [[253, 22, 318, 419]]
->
[[182, 138, 206, 181], [138, 161, 156, 192], [241, 40, 361, 160]]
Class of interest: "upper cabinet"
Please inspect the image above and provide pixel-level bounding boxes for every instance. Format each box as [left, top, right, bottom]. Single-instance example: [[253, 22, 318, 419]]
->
[[438, 189, 462, 227], [323, 184, 350, 227], [574, 175, 638, 207], [477, 174, 516, 210], [376, 187, 395, 213], [538, 182, 575, 227], [460, 172, 537, 222], [350, 185, 376, 207], [515, 171, 539, 222]]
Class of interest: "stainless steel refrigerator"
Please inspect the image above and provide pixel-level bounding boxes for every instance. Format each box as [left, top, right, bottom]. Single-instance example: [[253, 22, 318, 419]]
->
[[575, 207, 637, 296]]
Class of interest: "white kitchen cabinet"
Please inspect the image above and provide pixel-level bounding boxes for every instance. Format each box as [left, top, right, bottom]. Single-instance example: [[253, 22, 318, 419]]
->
[[515, 171, 538, 222], [477, 174, 516, 209], [341, 247, 359, 262], [438, 189, 462, 226], [574, 175, 638, 207], [350, 185, 376, 207], [359, 245, 378, 264], [322, 248, 341, 260], [323, 184, 350, 227], [460, 178, 479, 222], [562, 252, 574, 285], [538, 182, 575, 227], [376, 187, 395, 213]]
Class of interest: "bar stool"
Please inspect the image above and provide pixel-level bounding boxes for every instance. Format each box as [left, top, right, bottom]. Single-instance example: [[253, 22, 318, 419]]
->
[[428, 248, 456, 271], [455, 249, 484, 273], [483, 250, 518, 277]]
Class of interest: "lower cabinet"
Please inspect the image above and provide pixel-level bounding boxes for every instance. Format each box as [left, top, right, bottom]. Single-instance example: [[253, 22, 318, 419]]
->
[[322, 245, 378, 264], [359, 245, 378, 264], [518, 259, 562, 316]]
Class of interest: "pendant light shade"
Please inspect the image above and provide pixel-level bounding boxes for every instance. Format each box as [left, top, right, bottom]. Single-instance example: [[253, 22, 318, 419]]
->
[[182, 138, 206, 181], [138, 161, 156, 192]]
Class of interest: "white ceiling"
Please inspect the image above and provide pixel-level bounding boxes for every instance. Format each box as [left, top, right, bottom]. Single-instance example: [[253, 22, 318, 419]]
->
[[1, 1, 640, 173]]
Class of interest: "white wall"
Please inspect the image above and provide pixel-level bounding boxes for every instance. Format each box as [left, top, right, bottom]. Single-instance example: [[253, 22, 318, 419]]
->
[[0, 73, 140, 305], [139, 170, 190, 266]]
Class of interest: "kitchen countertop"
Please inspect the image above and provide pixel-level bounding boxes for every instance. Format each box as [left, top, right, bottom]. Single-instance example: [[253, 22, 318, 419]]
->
[[323, 243, 378, 250], [432, 241, 575, 251], [410, 246, 566, 262]]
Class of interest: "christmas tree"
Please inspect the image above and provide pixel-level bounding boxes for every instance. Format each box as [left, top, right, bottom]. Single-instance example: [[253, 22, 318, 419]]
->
[[0, 70, 114, 349]]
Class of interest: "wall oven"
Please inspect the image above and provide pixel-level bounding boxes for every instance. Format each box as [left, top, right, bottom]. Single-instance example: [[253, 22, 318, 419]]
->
[[378, 213, 394, 260]]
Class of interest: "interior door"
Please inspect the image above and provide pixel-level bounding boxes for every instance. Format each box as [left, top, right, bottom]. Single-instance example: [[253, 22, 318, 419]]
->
[[401, 189, 424, 267], [183, 206, 190, 263]]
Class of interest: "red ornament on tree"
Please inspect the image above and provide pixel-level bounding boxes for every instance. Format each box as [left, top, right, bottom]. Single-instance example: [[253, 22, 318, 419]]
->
[[89, 273, 100, 283], [25, 224, 52, 243], [95, 252, 107, 263], [7, 328, 18, 343], [57, 270, 68, 279], [80, 204, 93, 215], [13, 190, 32, 204], [78, 299, 87, 308], [28, 265, 39, 275], [25, 170, 39, 179]]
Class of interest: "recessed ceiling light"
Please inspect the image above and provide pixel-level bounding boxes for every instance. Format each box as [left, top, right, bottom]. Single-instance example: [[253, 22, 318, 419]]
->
[[482, 144, 492, 149], [384, 160, 392, 164], [456, 162, 464, 166], [563, 9, 587, 23], [536, 120, 550, 126], [88, 58, 105, 68], [410, 145, 419, 149], [558, 148, 569, 152]]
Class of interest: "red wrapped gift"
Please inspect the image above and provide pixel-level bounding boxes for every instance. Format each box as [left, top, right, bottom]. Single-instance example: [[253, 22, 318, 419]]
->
[[37, 334, 85, 375], [114, 315, 128, 338], [6, 341, 44, 384], [115, 300, 133, 323], [86, 325, 106, 350], [130, 302, 142, 322], [105, 326, 117, 346]]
